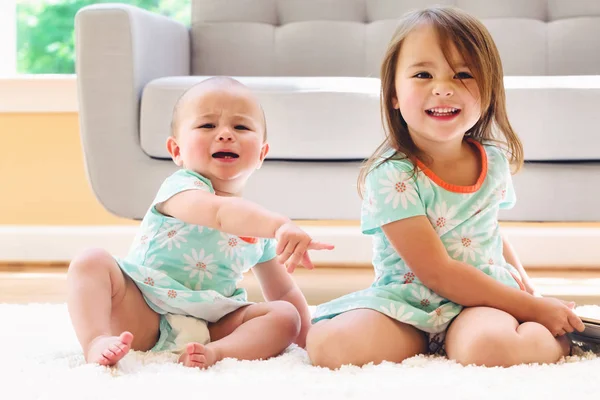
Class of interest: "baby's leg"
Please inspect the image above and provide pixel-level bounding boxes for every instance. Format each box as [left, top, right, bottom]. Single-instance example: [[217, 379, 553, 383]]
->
[[445, 306, 570, 367], [180, 301, 300, 369], [306, 309, 427, 369], [67, 248, 160, 366]]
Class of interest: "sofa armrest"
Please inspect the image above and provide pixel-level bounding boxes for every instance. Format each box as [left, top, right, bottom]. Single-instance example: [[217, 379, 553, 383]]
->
[[75, 4, 189, 218]]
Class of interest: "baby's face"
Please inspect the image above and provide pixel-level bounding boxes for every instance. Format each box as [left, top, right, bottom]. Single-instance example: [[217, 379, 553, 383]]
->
[[170, 85, 268, 193]]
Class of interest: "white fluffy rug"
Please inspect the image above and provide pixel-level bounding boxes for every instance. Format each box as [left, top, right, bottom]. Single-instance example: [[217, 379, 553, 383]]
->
[[3, 304, 600, 400]]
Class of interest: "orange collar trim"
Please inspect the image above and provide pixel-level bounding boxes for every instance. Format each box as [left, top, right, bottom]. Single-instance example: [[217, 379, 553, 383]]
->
[[414, 138, 487, 194]]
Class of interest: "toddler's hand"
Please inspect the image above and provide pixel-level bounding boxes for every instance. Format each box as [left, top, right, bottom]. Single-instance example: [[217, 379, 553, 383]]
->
[[532, 297, 585, 337], [275, 222, 334, 272]]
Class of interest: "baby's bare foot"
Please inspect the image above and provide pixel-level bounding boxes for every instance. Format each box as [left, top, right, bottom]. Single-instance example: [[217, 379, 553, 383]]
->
[[86, 332, 134, 366], [178, 342, 220, 369]]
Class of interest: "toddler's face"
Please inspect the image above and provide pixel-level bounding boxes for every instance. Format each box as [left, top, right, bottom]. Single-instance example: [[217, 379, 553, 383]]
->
[[393, 23, 481, 147], [169, 85, 268, 191]]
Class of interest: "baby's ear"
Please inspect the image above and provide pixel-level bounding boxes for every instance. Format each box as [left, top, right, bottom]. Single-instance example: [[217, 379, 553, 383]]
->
[[166, 136, 183, 166], [256, 142, 270, 169]]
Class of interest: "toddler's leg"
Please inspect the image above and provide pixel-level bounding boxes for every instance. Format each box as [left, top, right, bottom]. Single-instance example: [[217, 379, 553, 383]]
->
[[445, 306, 570, 367], [179, 301, 300, 368], [67, 248, 160, 366], [306, 309, 427, 369]]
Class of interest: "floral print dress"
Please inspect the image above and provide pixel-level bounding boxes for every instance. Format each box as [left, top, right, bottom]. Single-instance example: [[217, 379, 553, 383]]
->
[[114, 169, 277, 323], [312, 140, 525, 345]]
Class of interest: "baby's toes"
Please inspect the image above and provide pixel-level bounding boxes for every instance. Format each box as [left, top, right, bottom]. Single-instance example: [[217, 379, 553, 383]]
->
[[189, 354, 206, 365], [186, 342, 204, 355], [110, 343, 126, 356]]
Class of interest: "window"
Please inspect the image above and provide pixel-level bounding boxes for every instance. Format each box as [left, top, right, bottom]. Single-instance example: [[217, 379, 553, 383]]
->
[[14, 0, 190, 74]]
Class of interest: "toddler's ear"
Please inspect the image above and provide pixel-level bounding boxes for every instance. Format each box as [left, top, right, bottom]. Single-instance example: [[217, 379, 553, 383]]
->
[[166, 136, 183, 167]]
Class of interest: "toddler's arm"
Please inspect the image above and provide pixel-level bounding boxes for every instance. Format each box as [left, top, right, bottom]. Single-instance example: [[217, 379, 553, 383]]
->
[[501, 233, 538, 296], [381, 216, 584, 336], [252, 258, 311, 348]]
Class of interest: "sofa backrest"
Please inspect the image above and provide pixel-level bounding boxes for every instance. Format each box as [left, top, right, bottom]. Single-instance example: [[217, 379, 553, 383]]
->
[[190, 0, 600, 77]]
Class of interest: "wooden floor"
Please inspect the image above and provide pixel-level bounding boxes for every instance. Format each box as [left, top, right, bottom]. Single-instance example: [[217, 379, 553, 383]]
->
[[1, 263, 600, 305]]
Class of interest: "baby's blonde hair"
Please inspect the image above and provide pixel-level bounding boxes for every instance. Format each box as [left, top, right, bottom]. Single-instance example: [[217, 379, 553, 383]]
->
[[358, 6, 524, 197]]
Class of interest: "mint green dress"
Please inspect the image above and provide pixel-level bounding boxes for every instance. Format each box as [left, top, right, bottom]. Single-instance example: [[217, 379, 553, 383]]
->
[[312, 140, 525, 353], [114, 169, 277, 350]]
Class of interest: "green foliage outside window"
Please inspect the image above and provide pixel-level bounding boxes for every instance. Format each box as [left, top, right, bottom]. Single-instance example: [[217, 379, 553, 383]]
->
[[17, 0, 190, 74]]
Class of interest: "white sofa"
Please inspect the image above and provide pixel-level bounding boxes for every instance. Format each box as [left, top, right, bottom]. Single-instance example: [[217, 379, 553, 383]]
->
[[75, 0, 600, 222]]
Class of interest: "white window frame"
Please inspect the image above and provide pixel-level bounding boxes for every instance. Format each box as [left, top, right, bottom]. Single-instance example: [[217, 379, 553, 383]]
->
[[0, 0, 16, 76], [0, 0, 77, 113]]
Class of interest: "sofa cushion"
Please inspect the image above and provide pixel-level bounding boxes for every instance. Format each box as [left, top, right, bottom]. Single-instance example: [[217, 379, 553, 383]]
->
[[140, 76, 385, 160], [141, 76, 600, 162], [190, 0, 600, 77], [504, 76, 600, 161]]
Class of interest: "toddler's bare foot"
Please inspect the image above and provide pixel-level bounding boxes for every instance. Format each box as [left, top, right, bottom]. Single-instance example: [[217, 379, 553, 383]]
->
[[178, 342, 221, 369], [86, 332, 134, 366]]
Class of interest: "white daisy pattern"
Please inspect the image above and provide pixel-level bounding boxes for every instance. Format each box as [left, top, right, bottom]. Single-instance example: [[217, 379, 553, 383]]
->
[[410, 286, 444, 309], [229, 258, 247, 278], [144, 254, 164, 270], [380, 303, 414, 323], [217, 233, 243, 259], [378, 168, 419, 209], [489, 266, 508, 285], [426, 305, 456, 328], [362, 188, 379, 217], [481, 247, 496, 267], [156, 221, 190, 251], [129, 266, 170, 288], [165, 289, 193, 302], [494, 182, 508, 204], [427, 201, 459, 235], [416, 168, 432, 189], [445, 226, 484, 263], [468, 198, 487, 218], [182, 248, 216, 281], [138, 222, 157, 246]]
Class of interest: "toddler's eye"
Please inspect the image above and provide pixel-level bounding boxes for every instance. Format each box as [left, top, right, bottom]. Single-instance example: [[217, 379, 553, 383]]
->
[[199, 123, 215, 129], [235, 125, 250, 131], [455, 72, 473, 79], [414, 72, 432, 79]]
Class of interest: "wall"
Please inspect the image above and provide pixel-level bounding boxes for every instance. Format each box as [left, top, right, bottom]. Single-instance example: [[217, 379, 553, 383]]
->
[[0, 112, 137, 226]]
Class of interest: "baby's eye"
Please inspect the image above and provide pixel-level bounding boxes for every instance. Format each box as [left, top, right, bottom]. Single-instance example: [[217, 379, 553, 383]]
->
[[199, 123, 215, 129], [414, 72, 432, 79], [455, 72, 473, 79], [235, 125, 250, 131]]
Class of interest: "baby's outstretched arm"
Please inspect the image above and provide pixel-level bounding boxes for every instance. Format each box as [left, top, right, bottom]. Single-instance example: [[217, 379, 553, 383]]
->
[[158, 190, 288, 238], [252, 258, 312, 348], [381, 216, 585, 337], [157, 190, 333, 270]]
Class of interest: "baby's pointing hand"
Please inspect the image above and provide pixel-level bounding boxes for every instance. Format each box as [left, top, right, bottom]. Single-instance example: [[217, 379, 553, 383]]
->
[[275, 222, 334, 272]]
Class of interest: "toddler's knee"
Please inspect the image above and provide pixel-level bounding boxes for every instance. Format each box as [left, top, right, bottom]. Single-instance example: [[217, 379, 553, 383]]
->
[[268, 301, 301, 339], [452, 330, 514, 367], [68, 248, 114, 278], [306, 323, 348, 369]]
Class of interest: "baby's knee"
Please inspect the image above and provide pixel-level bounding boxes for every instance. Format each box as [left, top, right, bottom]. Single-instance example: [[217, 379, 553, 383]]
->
[[267, 301, 301, 339], [68, 248, 114, 278]]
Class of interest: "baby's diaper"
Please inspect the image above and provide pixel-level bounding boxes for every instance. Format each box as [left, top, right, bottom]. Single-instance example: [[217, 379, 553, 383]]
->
[[153, 313, 211, 353]]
